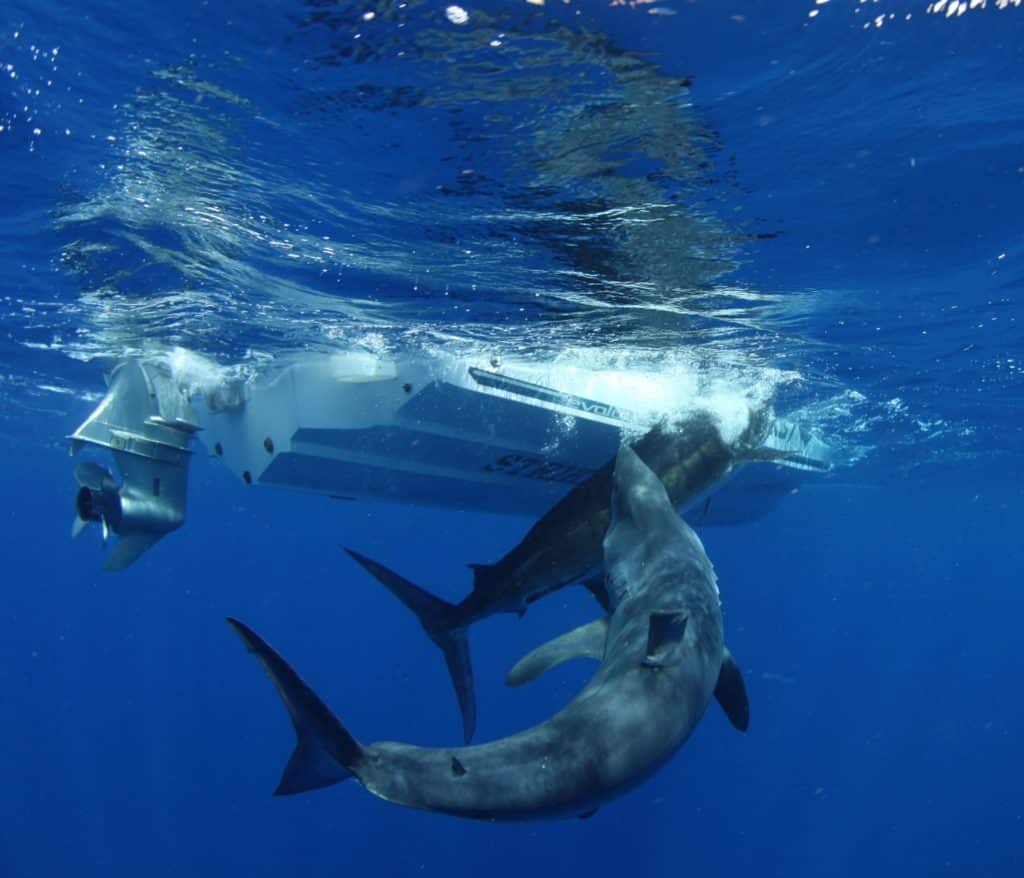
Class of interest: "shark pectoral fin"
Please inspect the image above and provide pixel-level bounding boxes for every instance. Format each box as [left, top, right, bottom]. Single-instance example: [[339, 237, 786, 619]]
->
[[643, 611, 689, 668], [226, 618, 363, 795], [715, 647, 750, 732], [506, 617, 609, 687]]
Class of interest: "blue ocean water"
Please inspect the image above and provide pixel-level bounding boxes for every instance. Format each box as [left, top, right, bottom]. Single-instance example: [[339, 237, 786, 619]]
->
[[2, 0, 1023, 875]]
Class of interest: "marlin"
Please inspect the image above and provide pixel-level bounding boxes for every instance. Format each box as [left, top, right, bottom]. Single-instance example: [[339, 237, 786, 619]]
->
[[228, 445, 749, 821], [346, 406, 773, 741]]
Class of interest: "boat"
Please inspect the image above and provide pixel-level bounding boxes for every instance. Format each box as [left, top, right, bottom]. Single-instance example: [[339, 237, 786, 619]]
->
[[67, 350, 833, 569]]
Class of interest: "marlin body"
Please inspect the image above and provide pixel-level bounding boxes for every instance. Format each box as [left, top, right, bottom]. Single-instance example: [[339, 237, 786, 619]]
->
[[465, 409, 768, 616], [229, 446, 748, 821], [347, 407, 770, 741]]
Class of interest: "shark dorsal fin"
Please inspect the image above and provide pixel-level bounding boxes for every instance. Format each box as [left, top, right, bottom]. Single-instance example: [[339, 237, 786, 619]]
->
[[643, 611, 689, 668], [506, 617, 609, 687]]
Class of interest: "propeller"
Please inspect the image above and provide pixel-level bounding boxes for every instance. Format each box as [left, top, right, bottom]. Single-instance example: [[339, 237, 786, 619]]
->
[[72, 461, 118, 547]]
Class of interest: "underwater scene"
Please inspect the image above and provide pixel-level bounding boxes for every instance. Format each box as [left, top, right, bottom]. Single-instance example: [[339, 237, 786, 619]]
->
[[1, 0, 1022, 875]]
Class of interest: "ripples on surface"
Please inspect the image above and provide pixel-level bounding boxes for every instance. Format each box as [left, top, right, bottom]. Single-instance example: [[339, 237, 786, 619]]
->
[[4, 0, 1021, 470], [47, 1, 771, 363]]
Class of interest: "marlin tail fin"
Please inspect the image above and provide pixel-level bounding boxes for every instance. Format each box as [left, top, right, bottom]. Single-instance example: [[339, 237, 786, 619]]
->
[[344, 548, 476, 743], [226, 617, 363, 796]]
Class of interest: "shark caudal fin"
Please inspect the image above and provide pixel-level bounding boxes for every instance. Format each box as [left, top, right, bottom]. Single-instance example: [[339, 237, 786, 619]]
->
[[344, 548, 477, 744], [226, 618, 364, 796]]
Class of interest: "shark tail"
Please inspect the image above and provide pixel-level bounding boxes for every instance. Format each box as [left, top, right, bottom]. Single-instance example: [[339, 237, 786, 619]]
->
[[344, 548, 476, 744], [226, 617, 364, 796]]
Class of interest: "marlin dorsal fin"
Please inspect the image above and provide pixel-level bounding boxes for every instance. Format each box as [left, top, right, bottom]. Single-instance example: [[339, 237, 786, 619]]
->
[[506, 617, 609, 687]]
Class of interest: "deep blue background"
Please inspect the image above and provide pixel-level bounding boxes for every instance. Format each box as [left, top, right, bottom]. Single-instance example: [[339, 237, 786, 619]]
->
[[2, 0, 1024, 875], [3, 409, 1022, 876]]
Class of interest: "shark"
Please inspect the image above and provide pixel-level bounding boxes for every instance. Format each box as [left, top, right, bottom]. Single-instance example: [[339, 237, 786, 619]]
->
[[228, 444, 748, 821], [346, 407, 772, 741]]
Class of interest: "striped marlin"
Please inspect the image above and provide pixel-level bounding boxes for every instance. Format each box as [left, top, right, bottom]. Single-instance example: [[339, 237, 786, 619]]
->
[[347, 406, 774, 741]]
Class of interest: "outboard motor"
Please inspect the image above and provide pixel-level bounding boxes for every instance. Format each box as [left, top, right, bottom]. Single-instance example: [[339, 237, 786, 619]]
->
[[69, 359, 199, 570]]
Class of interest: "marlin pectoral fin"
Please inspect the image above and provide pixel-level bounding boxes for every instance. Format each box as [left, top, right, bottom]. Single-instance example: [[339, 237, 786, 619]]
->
[[643, 611, 689, 668], [714, 647, 750, 732], [580, 572, 612, 612], [506, 617, 609, 687], [700, 496, 712, 525]]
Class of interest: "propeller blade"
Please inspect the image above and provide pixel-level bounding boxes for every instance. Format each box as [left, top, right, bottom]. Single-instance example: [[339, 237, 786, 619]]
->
[[101, 516, 110, 545], [74, 461, 110, 491], [71, 516, 89, 539]]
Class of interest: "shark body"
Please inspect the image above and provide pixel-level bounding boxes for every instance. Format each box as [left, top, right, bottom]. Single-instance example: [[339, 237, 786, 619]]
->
[[229, 444, 748, 820]]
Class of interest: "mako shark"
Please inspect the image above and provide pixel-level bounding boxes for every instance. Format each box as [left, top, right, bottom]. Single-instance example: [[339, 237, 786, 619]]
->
[[228, 445, 748, 821], [347, 406, 775, 741]]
